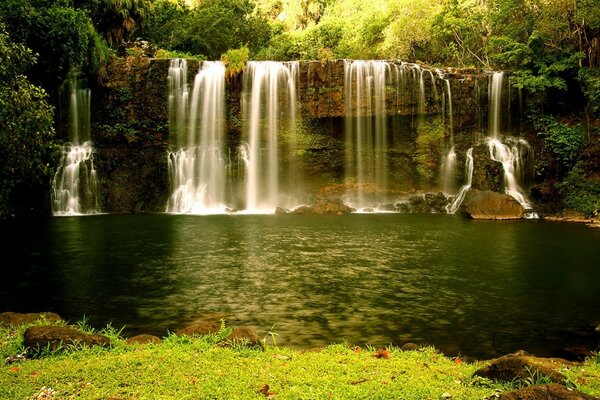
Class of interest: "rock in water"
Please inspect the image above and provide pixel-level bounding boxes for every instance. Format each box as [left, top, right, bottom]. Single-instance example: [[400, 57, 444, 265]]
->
[[460, 189, 525, 219]]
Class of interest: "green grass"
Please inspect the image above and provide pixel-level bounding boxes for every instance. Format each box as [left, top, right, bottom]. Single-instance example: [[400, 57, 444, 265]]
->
[[1, 322, 599, 400]]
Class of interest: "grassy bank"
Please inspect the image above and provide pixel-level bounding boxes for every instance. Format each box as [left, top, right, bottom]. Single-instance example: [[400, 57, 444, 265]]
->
[[1, 321, 599, 399]]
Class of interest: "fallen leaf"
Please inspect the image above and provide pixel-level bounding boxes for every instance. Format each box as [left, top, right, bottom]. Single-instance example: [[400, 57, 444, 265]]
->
[[373, 348, 390, 359], [453, 357, 463, 365], [8, 367, 21, 373], [258, 384, 275, 397]]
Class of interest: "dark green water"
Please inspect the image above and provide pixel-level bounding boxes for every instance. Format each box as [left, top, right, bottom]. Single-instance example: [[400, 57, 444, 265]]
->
[[2, 214, 599, 358]]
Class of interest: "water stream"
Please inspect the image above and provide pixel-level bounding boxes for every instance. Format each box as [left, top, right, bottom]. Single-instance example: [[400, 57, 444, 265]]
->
[[51, 75, 100, 215]]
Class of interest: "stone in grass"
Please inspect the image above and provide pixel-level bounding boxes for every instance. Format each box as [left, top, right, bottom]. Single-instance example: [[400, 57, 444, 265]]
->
[[176, 322, 222, 337], [177, 323, 261, 346], [24, 326, 110, 352], [498, 384, 596, 400], [473, 351, 576, 385], [125, 334, 162, 345], [0, 312, 62, 328], [401, 342, 421, 351], [227, 327, 261, 347]]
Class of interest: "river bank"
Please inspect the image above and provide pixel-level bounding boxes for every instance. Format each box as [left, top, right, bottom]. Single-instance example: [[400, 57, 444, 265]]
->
[[1, 312, 599, 399]]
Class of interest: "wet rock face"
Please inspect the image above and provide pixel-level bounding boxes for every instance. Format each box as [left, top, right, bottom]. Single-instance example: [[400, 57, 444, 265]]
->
[[471, 144, 505, 193], [24, 326, 111, 352], [460, 189, 525, 219], [93, 57, 172, 213]]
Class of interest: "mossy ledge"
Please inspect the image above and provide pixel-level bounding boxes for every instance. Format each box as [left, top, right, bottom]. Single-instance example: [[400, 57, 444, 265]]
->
[[1, 313, 599, 399]]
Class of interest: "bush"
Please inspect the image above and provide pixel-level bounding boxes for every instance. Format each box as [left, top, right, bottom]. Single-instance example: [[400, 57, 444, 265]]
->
[[558, 164, 600, 217], [531, 114, 584, 176], [0, 27, 58, 217]]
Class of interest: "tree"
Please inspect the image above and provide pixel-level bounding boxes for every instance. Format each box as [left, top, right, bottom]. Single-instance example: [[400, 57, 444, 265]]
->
[[0, 27, 58, 217], [0, 0, 96, 95]]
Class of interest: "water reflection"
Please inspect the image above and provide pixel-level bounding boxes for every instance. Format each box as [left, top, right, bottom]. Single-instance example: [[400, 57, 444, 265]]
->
[[1, 214, 599, 358]]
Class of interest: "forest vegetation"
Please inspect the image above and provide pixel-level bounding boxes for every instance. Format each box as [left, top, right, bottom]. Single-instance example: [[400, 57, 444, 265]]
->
[[1, 0, 600, 217]]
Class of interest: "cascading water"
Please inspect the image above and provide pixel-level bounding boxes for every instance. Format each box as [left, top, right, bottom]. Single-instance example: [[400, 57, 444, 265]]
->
[[344, 60, 392, 209], [440, 147, 457, 194], [51, 75, 100, 215], [438, 69, 456, 194], [166, 59, 227, 214], [446, 148, 473, 214], [241, 61, 298, 212], [487, 72, 537, 217]]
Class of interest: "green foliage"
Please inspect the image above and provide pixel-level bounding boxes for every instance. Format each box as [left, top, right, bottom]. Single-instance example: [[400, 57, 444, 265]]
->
[[430, 0, 490, 67], [557, 163, 600, 217], [415, 117, 444, 184], [0, 27, 58, 217], [0, 0, 96, 90], [221, 46, 249, 79], [154, 48, 205, 60], [579, 68, 600, 117], [531, 114, 584, 174], [141, 0, 271, 60], [88, 0, 152, 47], [520, 366, 552, 387]]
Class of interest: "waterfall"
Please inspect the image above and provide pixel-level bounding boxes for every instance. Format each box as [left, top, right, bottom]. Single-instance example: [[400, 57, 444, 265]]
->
[[446, 148, 474, 214], [489, 72, 503, 138], [344, 60, 392, 209], [242, 61, 298, 212], [438, 69, 455, 193], [440, 147, 457, 194], [166, 60, 227, 214], [487, 138, 537, 213], [51, 75, 100, 215], [487, 72, 537, 216]]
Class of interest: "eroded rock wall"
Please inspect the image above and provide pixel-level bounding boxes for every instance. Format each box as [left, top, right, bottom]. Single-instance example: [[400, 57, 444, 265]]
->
[[91, 57, 498, 213]]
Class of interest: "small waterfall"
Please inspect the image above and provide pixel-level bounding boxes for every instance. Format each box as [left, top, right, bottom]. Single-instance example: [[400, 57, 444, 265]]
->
[[446, 148, 473, 214], [489, 72, 503, 138], [487, 138, 537, 215], [344, 60, 392, 208], [487, 72, 537, 217], [242, 61, 298, 212], [51, 75, 100, 215], [166, 60, 227, 214], [440, 147, 457, 194]]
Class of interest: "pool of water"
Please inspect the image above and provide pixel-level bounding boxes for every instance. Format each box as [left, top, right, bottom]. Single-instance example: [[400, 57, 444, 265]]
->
[[1, 214, 599, 359]]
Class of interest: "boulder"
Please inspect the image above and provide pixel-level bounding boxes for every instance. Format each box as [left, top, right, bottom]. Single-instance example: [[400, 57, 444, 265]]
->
[[24, 326, 110, 352], [0, 312, 62, 328], [312, 199, 354, 215], [274, 207, 289, 215], [291, 205, 314, 214], [499, 384, 596, 400], [401, 343, 420, 351], [473, 352, 575, 384], [227, 327, 261, 347], [125, 334, 162, 345], [460, 189, 525, 219], [424, 192, 451, 213], [176, 322, 222, 337]]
